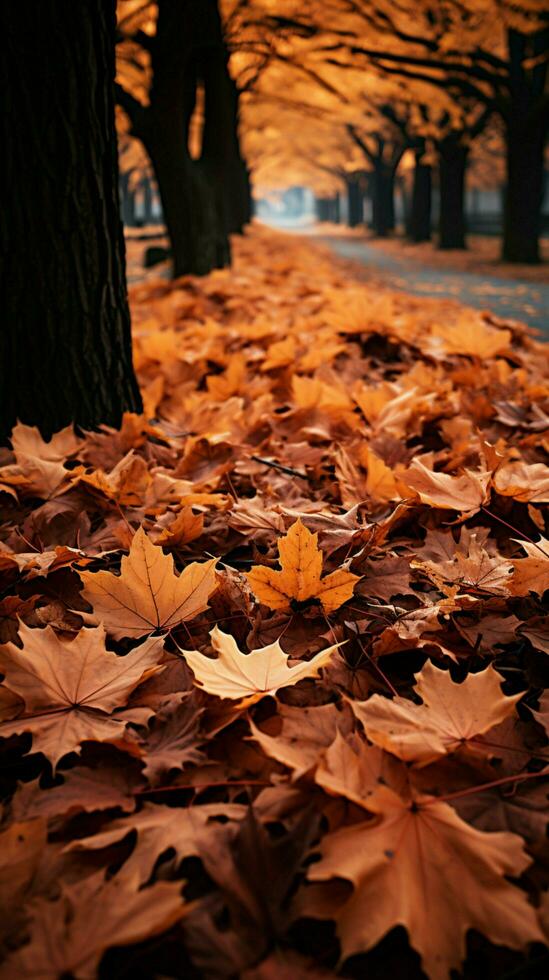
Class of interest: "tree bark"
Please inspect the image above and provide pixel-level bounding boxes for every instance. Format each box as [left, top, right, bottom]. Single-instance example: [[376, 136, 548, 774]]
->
[[371, 164, 396, 237], [502, 121, 545, 263], [408, 144, 432, 242], [438, 135, 468, 249], [500, 29, 548, 264], [117, 0, 249, 276], [0, 0, 142, 442], [120, 171, 136, 226], [142, 176, 153, 225], [346, 177, 363, 226]]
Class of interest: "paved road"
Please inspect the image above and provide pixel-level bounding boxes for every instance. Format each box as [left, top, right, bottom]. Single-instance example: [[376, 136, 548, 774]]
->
[[316, 233, 549, 339]]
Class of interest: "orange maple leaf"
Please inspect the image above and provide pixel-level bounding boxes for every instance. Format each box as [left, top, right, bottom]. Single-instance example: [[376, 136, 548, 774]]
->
[[246, 519, 360, 613]]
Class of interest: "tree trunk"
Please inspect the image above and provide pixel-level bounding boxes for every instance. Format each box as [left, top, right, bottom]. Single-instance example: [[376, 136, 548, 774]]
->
[[502, 121, 546, 264], [371, 164, 395, 237], [438, 135, 468, 249], [0, 0, 142, 442], [332, 193, 341, 223], [149, 0, 230, 277], [142, 176, 153, 225], [502, 125, 545, 264], [120, 172, 136, 226], [315, 197, 331, 222], [408, 145, 432, 242], [117, 0, 232, 277], [199, 1, 247, 246], [501, 28, 548, 263], [346, 177, 362, 227]]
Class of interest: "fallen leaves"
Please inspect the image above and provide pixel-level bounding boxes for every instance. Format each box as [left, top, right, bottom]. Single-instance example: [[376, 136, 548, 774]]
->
[[246, 519, 360, 613], [0, 622, 164, 767], [352, 662, 521, 766], [0, 871, 186, 979], [179, 626, 339, 703], [0, 227, 548, 978], [309, 779, 542, 980], [79, 526, 218, 639], [401, 459, 491, 514]]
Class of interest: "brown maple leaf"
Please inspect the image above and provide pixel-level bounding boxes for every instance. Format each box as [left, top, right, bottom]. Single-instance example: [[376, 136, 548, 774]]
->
[[400, 459, 490, 514], [308, 735, 542, 980], [509, 536, 549, 597], [352, 662, 520, 766], [0, 870, 186, 979], [67, 801, 247, 883], [79, 526, 218, 639], [0, 623, 164, 768]]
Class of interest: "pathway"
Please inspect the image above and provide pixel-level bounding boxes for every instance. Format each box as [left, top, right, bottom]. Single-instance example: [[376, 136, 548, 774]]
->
[[316, 233, 549, 338]]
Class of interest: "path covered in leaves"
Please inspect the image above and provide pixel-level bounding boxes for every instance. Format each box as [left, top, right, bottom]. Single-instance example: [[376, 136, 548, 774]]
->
[[0, 226, 548, 978]]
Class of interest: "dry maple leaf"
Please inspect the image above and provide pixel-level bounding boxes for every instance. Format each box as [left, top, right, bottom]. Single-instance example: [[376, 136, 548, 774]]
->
[[309, 737, 542, 980], [246, 519, 360, 613], [494, 461, 549, 503], [400, 459, 490, 514], [12, 765, 141, 822], [79, 526, 218, 639], [249, 702, 354, 779], [10, 422, 82, 461], [137, 696, 205, 785], [179, 626, 340, 703], [0, 871, 186, 980], [352, 662, 520, 766], [427, 315, 512, 359], [67, 801, 247, 883], [0, 623, 164, 768], [0, 818, 47, 944], [509, 536, 549, 597]]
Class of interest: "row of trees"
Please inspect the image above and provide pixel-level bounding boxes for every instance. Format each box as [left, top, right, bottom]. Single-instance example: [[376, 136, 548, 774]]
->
[[229, 0, 548, 263], [2, 0, 547, 440]]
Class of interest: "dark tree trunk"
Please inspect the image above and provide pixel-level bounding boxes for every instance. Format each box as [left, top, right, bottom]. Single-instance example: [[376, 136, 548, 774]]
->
[[346, 177, 362, 226], [145, 0, 230, 278], [502, 121, 545, 264], [371, 164, 395, 236], [117, 0, 248, 275], [142, 176, 153, 224], [332, 193, 341, 223], [501, 28, 548, 263], [0, 0, 142, 442], [315, 197, 332, 222], [199, 1, 248, 244], [120, 171, 136, 226], [408, 144, 432, 242], [438, 135, 468, 249]]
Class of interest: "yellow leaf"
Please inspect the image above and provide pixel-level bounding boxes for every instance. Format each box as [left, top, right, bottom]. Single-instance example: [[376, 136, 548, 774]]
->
[[246, 519, 360, 613], [179, 626, 339, 703], [360, 446, 401, 503], [79, 527, 217, 639]]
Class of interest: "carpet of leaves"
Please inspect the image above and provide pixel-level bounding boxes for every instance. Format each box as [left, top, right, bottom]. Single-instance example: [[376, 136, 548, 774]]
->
[[1, 226, 549, 980]]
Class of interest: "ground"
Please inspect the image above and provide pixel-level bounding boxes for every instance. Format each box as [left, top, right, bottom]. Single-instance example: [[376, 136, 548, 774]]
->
[[1, 226, 548, 978]]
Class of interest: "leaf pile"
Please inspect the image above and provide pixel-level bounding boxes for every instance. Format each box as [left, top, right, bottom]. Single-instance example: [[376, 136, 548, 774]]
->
[[0, 226, 548, 978]]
